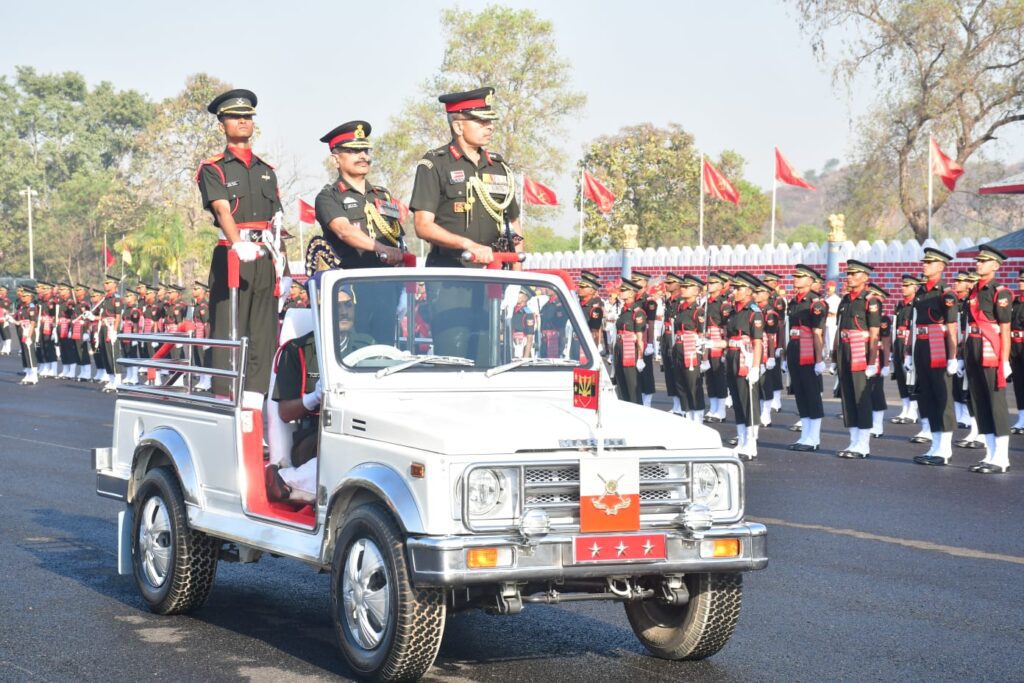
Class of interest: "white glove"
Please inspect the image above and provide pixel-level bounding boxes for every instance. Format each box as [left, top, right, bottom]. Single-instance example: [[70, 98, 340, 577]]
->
[[82, 333, 90, 343], [50, 331, 58, 343], [782, 360, 789, 373], [865, 365, 878, 379], [813, 361, 825, 376], [636, 358, 646, 373], [828, 363, 837, 375], [699, 360, 711, 373], [881, 365, 891, 378], [232, 240, 261, 263], [644, 343, 655, 356], [1004, 361, 1013, 379], [946, 359, 959, 376], [903, 357, 913, 373], [766, 357, 776, 370], [956, 359, 965, 377], [301, 379, 323, 412], [109, 328, 117, 343], [747, 366, 761, 383], [84, 312, 96, 322], [775, 347, 783, 358]]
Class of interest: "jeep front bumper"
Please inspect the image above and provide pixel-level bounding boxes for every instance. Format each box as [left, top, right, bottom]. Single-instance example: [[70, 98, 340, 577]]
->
[[405, 522, 767, 586]]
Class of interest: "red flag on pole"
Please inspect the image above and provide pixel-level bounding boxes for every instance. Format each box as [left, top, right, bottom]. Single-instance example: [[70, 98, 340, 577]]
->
[[775, 147, 816, 190], [298, 198, 316, 224], [582, 170, 615, 213], [104, 246, 115, 269], [930, 136, 964, 191], [523, 175, 558, 206], [702, 159, 740, 205]]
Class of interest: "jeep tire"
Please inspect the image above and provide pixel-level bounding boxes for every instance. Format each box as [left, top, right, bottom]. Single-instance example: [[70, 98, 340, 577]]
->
[[625, 572, 742, 660], [131, 466, 219, 615], [331, 503, 445, 682]]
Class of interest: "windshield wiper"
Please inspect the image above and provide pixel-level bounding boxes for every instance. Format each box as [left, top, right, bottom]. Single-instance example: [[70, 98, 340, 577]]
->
[[376, 355, 476, 378], [484, 357, 580, 377]]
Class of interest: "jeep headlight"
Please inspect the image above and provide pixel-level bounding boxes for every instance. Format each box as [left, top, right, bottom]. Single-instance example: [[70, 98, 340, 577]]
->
[[693, 463, 720, 502], [691, 463, 737, 513], [468, 468, 504, 515]]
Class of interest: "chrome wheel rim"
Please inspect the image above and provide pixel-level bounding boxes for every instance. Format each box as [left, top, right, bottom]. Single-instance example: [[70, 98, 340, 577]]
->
[[342, 538, 391, 649], [138, 496, 172, 588]]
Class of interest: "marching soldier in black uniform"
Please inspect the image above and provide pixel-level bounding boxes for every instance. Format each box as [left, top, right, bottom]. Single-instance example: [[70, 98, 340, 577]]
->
[[753, 278, 781, 428], [661, 273, 684, 414], [410, 87, 522, 359], [36, 282, 58, 378], [670, 275, 707, 424], [868, 283, 892, 439], [964, 245, 1014, 474], [908, 248, 959, 465], [629, 271, 659, 407], [703, 272, 731, 422], [197, 88, 281, 403], [951, 271, 974, 430], [890, 274, 920, 424], [1010, 270, 1024, 434], [725, 272, 764, 460], [573, 270, 604, 362], [14, 285, 39, 384], [97, 275, 122, 391], [71, 284, 94, 381], [613, 278, 646, 404], [761, 271, 787, 413], [55, 282, 79, 379], [785, 265, 828, 451], [119, 290, 142, 385], [834, 260, 881, 459], [312, 120, 405, 344]]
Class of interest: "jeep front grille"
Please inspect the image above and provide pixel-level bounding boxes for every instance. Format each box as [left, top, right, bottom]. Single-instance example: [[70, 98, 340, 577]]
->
[[522, 460, 690, 530]]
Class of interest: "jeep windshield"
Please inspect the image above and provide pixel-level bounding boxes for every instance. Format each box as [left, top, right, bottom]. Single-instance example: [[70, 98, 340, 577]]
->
[[330, 274, 596, 372]]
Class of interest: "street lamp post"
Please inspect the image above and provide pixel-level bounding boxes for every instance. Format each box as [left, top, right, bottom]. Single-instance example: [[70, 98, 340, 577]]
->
[[19, 187, 38, 280]]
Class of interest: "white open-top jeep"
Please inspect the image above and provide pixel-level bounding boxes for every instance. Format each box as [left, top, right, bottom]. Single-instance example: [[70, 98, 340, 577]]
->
[[94, 258, 767, 681]]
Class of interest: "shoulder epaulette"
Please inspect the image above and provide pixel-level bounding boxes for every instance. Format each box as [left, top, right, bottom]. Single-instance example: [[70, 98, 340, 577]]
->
[[251, 152, 275, 170], [195, 153, 226, 183], [429, 146, 447, 157]]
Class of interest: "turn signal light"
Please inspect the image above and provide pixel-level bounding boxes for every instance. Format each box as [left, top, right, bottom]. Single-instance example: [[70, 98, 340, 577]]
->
[[701, 538, 741, 558], [466, 548, 498, 568]]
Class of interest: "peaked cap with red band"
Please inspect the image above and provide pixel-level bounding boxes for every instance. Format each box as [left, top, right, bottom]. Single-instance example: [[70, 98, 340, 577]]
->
[[320, 120, 373, 151], [439, 87, 499, 120]]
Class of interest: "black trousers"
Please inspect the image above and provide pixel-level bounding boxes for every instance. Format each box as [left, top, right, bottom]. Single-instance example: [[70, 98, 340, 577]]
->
[[788, 348, 824, 419], [39, 338, 57, 363], [75, 338, 92, 366], [59, 337, 80, 366], [706, 355, 728, 399], [208, 245, 277, 395], [913, 344, 955, 431], [965, 340, 1009, 436], [638, 347, 656, 394], [614, 348, 641, 404], [671, 349, 705, 411], [870, 374, 887, 411], [1011, 346, 1024, 412], [725, 350, 756, 426], [661, 335, 678, 398], [837, 344, 872, 429], [19, 338, 35, 369]]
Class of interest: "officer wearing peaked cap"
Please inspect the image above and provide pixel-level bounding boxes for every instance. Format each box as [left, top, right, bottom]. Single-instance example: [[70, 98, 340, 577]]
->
[[703, 270, 733, 422], [573, 271, 604, 359], [786, 264, 828, 451], [670, 274, 708, 424], [834, 260, 881, 458], [761, 271, 787, 414], [630, 270, 659, 407], [724, 272, 764, 459], [951, 270, 975, 432], [613, 278, 647, 404], [907, 247, 959, 465], [890, 274, 921, 424], [14, 284, 40, 384], [311, 119, 404, 345], [198, 88, 280, 403], [867, 283, 892, 439], [661, 272, 686, 415], [964, 244, 1014, 473]]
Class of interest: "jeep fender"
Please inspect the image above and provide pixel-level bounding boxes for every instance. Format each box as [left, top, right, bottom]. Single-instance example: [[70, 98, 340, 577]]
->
[[129, 426, 201, 507], [323, 463, 425, 562]]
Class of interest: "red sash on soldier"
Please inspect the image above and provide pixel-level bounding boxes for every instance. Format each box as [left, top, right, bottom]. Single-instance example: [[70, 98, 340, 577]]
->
[[143, 317, 154, 334], [58, 319, 70, 338], [40, 315, 52, 336], [707, 325, 723, 359], [620, 331, 637, 368], [728, 336, 751, 377], [969, 296, 1006, 387], [541, 329, 560, 357], [792, 326, 814, 365], [842, 330, 869, 371], [71, 321, 83, 341], [121, 319, 134, 334], [166, 322, 179, 334], [193, 321, 206, 339], [677, 330, 699, 369], [918, 324, 947, 368]]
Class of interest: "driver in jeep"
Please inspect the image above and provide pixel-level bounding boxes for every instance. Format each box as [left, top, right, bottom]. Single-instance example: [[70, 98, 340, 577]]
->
[[266, 284, 373, 501]]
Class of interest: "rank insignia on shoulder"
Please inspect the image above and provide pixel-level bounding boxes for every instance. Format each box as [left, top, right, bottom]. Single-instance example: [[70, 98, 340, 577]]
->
[[417, 159, 434, 170], [999, 298, 1010, 307]]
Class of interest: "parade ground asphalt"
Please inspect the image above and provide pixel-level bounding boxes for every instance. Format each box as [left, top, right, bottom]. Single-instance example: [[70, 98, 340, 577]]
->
[[1, 353, 1023, 682]]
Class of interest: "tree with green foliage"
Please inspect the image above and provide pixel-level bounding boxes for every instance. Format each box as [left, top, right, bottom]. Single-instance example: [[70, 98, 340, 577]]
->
[[795, 0, 1024, 242], [522, 224, 577, 253], [577, 124, 769, 249]]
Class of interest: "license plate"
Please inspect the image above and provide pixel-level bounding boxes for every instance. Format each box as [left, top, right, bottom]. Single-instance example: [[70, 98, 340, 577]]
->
[[572, 533, 667, 563]]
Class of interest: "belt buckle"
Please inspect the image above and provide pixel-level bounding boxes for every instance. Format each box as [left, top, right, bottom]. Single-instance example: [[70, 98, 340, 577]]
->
[[248, 230, 264, 244]]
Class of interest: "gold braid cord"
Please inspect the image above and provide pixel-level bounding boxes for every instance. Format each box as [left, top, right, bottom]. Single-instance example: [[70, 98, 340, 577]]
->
[[304, 236, 343, 277], [466, 162, 515, 235], [363, 202, 401, 247]]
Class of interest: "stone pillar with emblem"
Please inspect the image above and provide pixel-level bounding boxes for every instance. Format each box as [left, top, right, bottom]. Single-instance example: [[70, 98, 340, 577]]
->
[[621, 224, 639, 280], [826, 214, 846, 285]]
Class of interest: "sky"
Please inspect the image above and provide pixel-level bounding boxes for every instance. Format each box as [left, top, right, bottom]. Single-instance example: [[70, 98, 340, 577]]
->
[[3, 0, 1024, 235]]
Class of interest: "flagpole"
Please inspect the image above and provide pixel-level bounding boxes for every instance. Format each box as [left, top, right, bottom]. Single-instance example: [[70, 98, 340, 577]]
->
[[698, 153, 705, 249], [520, 174, 526, 236], [579, 168, 585, 253], [103, 229, 108, 277], [770, 150, 778, 249], [927, 136, 933, 242]]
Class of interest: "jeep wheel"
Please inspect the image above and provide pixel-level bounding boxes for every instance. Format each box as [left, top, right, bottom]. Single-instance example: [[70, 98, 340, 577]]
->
[[131, 466, 219, 615], [331, 503, 445, 682], [625, 573, 742, 660]]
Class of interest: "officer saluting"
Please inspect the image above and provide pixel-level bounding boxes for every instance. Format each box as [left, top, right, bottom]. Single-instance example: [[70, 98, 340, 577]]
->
[[785, 264, 828, 451], [964, 245, 1014, 474], [834, 260, 881, 459], [197, 89, 280, 403], [311, 120, 405, 344], [908, 248, 959, 466], [410, 87, 521, 268]]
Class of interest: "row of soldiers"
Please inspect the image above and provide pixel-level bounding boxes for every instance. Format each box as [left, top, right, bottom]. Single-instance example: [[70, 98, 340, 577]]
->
[[589, 243, 1019, 474]]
